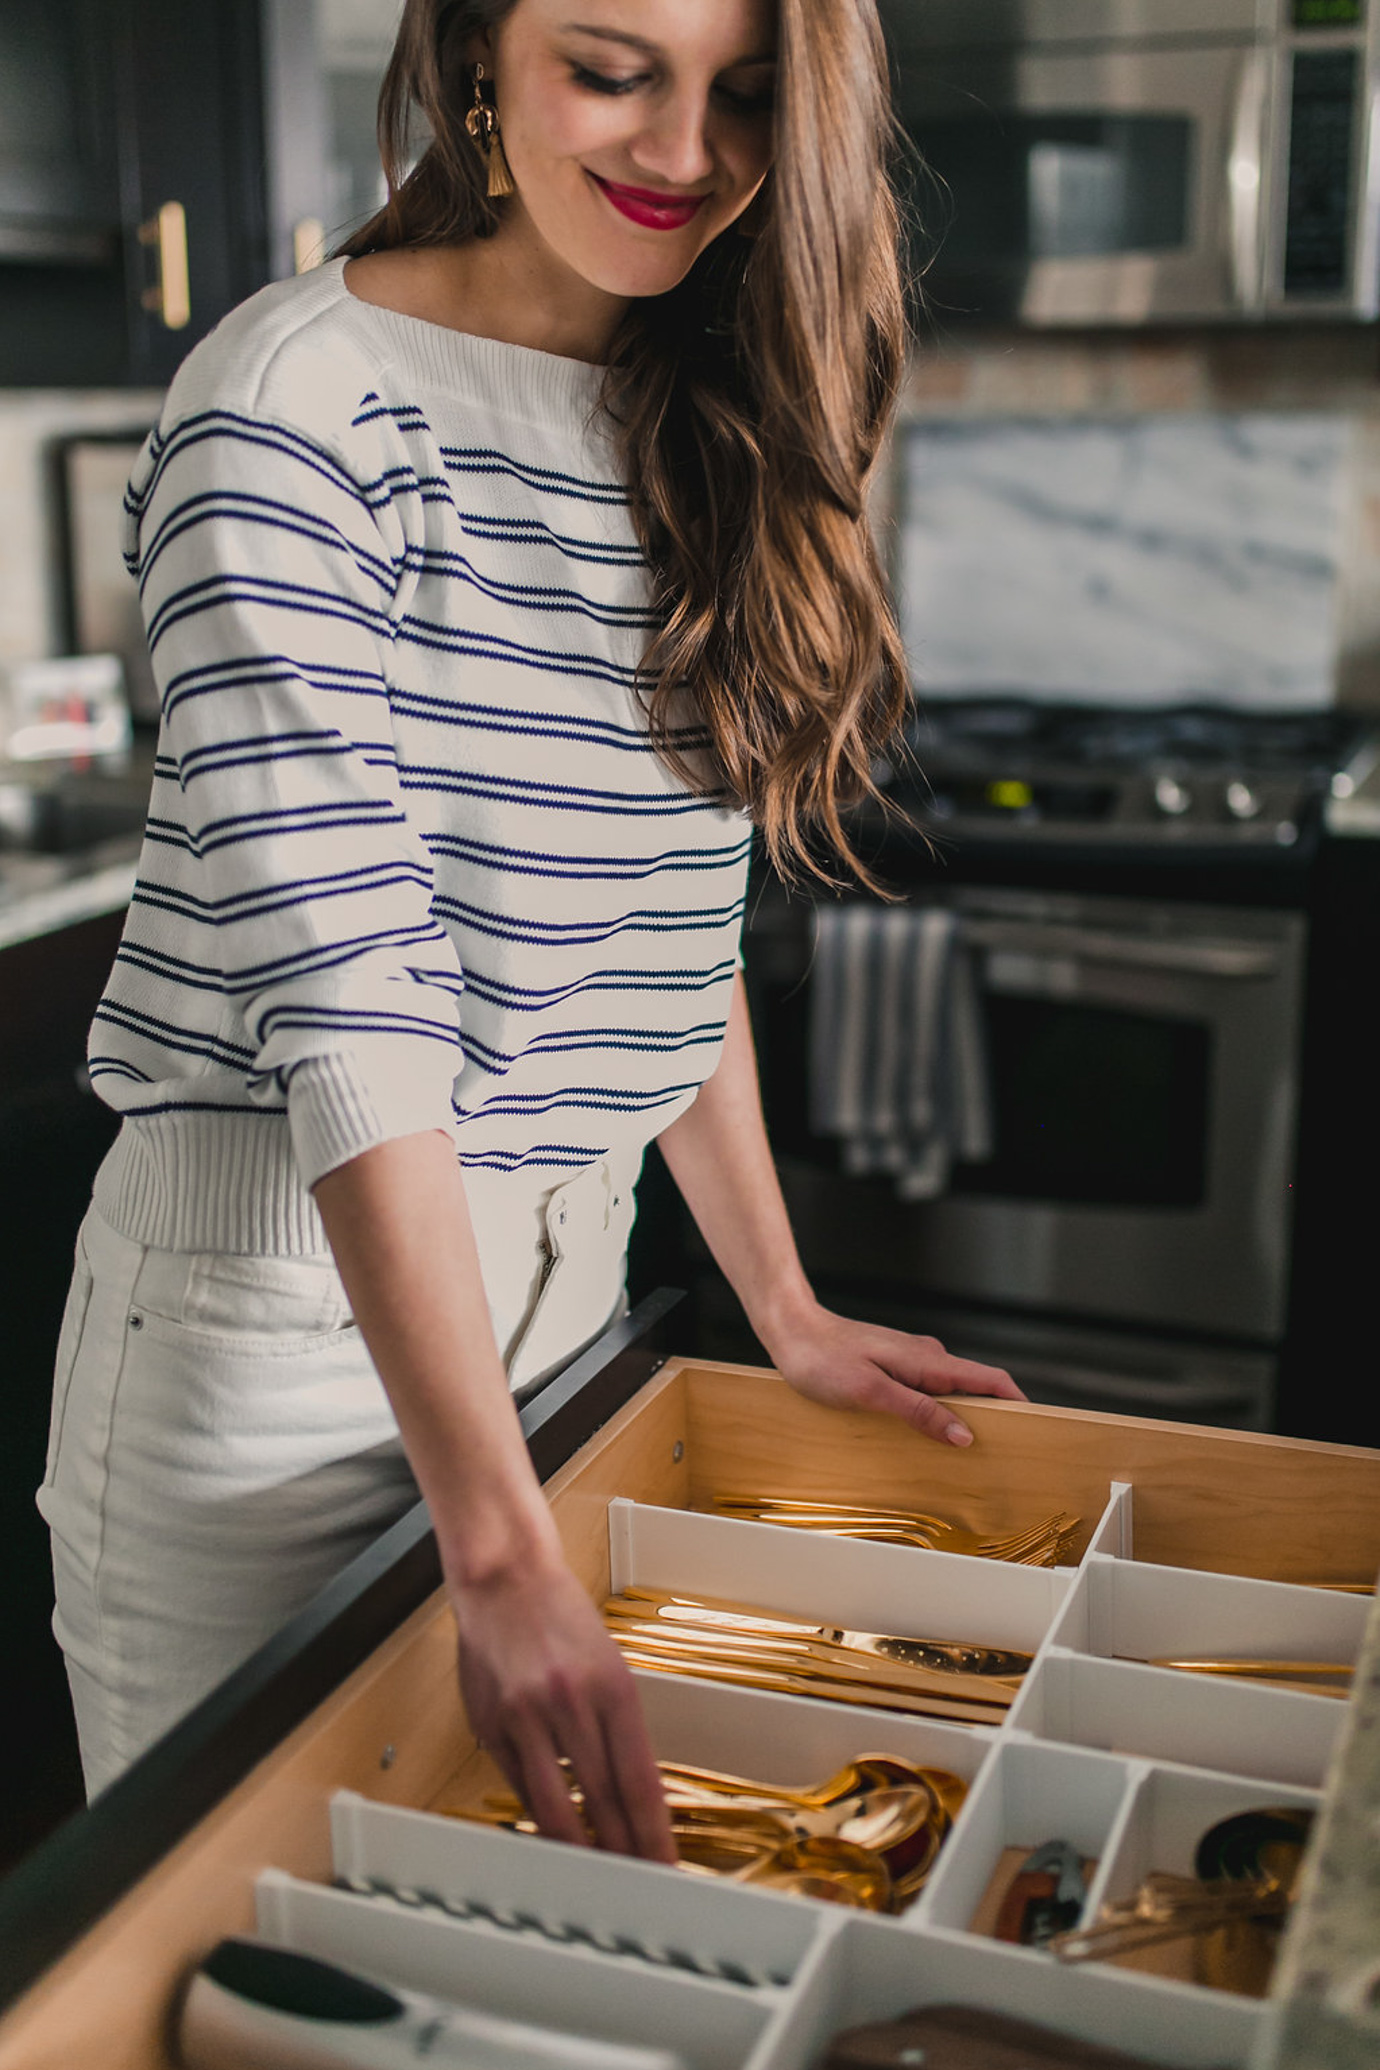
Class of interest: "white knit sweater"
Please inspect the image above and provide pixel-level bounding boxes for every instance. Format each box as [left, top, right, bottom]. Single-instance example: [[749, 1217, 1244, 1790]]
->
[[90, 260, 751, 1255]]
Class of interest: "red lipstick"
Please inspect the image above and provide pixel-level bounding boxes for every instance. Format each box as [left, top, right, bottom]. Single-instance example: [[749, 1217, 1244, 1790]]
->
[[590, 174, 707, 230]]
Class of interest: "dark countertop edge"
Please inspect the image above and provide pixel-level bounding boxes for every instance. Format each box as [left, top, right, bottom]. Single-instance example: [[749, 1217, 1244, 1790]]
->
[[0, 1287, 683, 2013]]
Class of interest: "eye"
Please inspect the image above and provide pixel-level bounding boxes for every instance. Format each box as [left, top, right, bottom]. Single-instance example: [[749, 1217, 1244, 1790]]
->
[[715, 82, 775, 116], [714, 75, 776, 118], [570, 62, 648, 97]]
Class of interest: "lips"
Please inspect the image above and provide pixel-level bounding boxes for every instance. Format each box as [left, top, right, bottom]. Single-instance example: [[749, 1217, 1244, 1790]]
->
[[590, 174, 707, 231]]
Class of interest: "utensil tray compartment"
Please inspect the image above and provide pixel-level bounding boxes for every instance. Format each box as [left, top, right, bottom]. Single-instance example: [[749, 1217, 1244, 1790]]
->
[[3, 1357, 1377, 2070]]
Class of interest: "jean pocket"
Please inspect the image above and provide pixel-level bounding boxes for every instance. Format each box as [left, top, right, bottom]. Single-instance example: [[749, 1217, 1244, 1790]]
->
[[43, 1238, 95, 1490], [136, 1249, 356, 1352]]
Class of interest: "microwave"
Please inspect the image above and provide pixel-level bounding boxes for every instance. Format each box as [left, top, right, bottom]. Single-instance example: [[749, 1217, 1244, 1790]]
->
[[883, 0, 1380, 324]]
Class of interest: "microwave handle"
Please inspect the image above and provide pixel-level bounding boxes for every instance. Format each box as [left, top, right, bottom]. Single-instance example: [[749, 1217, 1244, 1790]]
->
[[1227, 46, 1270, 312], [960, 918, 1281, 980]]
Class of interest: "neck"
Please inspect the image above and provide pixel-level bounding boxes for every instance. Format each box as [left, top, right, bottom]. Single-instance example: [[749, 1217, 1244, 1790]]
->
[[439, 207, 627, 364]]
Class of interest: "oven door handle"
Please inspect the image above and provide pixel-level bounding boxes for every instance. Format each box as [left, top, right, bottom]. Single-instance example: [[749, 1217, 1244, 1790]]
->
[[960, 918, 1281, 980]]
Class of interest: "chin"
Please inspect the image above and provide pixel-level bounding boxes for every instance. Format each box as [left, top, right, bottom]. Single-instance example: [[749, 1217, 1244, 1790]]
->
[[571, 226, 728, 303]]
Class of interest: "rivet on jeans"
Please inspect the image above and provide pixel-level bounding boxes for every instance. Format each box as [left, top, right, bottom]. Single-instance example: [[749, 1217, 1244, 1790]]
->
[[127, 1312, 143, 1331]]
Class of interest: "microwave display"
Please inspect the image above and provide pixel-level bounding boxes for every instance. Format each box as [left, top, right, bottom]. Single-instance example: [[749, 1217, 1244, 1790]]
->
[[1285, 48, 1359, 294], [1294, 0, 1364, 25]]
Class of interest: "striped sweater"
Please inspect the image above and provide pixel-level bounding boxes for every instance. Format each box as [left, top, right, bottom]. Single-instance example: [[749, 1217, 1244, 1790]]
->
[[89, 258, 751, 1255]]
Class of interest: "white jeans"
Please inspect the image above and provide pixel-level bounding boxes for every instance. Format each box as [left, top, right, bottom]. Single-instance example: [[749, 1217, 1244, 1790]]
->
[[38, 1151, 639, 1799]]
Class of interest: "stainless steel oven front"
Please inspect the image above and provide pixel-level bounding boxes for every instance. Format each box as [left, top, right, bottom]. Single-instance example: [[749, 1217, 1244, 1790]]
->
[[885, 0, 1380, 325], [748, 884, 1308, 1426]]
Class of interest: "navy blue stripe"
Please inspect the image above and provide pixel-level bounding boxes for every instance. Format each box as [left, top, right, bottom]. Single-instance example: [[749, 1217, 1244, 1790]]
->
[[139, 491, 397, 596], [433, 896, 743, 947], [423, 833, 750, 882], [439, 445, 628, 507], [147, 573, 391, 655], [400, 768, 720, 818]]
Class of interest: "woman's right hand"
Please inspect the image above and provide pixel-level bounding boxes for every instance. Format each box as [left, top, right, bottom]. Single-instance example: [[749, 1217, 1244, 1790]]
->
[[450, 1551, 677, 1863]]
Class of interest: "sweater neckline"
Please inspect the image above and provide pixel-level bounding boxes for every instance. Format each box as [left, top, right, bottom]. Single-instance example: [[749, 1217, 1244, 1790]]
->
[[320, 256, 608, 433]]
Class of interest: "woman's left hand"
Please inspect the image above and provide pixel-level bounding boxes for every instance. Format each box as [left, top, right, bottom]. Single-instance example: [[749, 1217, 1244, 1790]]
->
[[761, 1300, 1026, 1447]]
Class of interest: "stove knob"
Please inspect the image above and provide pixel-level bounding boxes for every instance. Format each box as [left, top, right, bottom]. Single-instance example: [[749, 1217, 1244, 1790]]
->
[[1224, 780, 1261, 821], [1153, 773, 1192, 817]]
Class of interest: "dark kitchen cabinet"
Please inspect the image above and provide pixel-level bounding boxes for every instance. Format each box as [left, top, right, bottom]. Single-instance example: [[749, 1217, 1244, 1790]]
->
[[0, 0, 268, 387]]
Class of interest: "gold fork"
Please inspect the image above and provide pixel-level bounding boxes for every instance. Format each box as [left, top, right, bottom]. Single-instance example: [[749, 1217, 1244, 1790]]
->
[[711, 1497, 1080, 1565]]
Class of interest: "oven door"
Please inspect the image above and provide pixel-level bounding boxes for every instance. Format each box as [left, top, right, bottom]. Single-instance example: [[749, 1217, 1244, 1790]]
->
[[759, 888, 1307, 1345], [896, 37, 1274, 323]]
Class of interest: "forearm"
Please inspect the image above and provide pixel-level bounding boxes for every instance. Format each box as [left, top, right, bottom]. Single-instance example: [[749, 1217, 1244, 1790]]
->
[[656, 974, 815, 1356], [313, 1131, 560, 1591]]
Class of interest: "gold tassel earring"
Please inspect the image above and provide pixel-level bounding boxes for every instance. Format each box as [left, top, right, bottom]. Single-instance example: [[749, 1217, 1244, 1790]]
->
[[465, 62, 516, 200]]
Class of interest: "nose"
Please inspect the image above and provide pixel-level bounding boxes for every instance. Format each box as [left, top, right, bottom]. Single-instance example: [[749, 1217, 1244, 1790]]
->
[[627, 85, 716, 191]]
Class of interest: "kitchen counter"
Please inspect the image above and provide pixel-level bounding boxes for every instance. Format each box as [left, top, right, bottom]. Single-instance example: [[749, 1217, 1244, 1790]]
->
[[0, 752, 151, 950], [0, 839, 138, 952]]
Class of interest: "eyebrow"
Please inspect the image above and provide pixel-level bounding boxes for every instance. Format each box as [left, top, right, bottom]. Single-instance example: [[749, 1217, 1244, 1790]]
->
[[558, 22, 776, 64]]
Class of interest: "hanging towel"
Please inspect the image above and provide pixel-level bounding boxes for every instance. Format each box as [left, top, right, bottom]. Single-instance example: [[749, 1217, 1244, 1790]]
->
[[808, 903, 994, 1200]]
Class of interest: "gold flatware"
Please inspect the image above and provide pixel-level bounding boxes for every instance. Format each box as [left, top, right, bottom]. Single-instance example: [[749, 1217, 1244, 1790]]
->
[[655, 1753, 966, 1822], [610, 1639, 1007, 1722], [605, 1619, 1019, 1710], [606, 1588, 1033, 1681], [451, 1752, 965, 1913], [1134, 1656, 1353, 1698], [1052, 1871, 1290, 1963], [735, 1836, 893, 1910], [712, 1497, 1081, 1565]]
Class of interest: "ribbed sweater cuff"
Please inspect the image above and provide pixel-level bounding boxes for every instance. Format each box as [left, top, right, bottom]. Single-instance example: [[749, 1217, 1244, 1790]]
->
[[287, 1051, 459, 1190]]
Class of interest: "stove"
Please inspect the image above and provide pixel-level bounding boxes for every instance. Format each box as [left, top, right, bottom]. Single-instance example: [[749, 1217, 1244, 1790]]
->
[[882, 701, 1380, 855]]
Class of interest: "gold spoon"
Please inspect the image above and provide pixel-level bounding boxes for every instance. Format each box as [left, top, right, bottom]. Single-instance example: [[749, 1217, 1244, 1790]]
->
[[666, 1785, 932, 1855]]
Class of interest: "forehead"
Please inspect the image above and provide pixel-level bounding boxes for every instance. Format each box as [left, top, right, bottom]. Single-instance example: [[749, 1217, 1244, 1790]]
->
[[518, 0, 778, 62]]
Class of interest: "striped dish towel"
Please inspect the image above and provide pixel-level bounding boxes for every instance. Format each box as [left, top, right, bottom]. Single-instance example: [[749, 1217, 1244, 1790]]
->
[[808, 903, 993, 1200]]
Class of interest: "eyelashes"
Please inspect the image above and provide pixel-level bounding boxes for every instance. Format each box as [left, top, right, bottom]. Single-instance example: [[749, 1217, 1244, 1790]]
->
[[567, 63, 775, 116], [570, 63, 644, 96]]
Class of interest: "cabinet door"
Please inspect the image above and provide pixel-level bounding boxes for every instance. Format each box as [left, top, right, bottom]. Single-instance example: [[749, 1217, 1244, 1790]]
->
[[0, 0, 119, 258], [0, 0, 268, 386], [122, 0, 268, 385]]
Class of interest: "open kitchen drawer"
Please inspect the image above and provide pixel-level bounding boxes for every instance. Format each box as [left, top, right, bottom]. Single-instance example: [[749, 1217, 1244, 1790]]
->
[[2, 1297, 1378, 2070]]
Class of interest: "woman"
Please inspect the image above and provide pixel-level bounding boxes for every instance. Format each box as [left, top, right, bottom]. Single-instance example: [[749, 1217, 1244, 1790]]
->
[[39, 0, 1020, 1856]]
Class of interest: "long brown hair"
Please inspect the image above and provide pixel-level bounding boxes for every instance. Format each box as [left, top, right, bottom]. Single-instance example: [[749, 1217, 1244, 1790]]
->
[[337, 0, 910, 887]]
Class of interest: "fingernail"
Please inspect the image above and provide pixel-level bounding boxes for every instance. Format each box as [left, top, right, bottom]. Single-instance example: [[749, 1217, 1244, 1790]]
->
[[946, 1422, 974, 1447]]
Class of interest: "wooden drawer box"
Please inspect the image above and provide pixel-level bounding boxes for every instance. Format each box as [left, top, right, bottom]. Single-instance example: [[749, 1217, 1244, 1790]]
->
[[3, 1304, 1378, 2070]]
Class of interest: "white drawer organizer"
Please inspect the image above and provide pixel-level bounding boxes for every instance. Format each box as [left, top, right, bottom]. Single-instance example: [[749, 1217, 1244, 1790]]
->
[[250, 1483, 1368, 2070]]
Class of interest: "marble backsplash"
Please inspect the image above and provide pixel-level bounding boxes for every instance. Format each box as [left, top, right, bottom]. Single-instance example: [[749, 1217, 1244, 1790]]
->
[[896, 412, 1354, 708]]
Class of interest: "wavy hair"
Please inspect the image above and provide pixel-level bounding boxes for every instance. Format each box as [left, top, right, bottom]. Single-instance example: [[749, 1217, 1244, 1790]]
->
[[337, 0, 910, 887]]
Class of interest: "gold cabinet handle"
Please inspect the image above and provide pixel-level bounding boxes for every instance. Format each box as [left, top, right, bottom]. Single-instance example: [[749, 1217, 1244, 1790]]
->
[[138, 201, 190, 331], [292, 217, 325, 275]]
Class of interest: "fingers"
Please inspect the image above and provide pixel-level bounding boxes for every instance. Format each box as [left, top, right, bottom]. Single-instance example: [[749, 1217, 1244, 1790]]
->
[[598, 1669, 679, 1863], [855, 1368, 975, 1447], [473, 1659, 676, 1864], [553, 1690, 634, 1857], [506, 1712, 592, 1850], [879, 1332, 1025, 1403]]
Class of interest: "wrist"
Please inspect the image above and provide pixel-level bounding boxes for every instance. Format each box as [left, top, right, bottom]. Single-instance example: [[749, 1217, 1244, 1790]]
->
[[436, 1478, 564, 1597], [747, 1274, 822, 1370]]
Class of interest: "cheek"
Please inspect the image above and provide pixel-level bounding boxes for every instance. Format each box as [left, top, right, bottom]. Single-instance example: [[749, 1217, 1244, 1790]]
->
[[505, 90, 623, 181]]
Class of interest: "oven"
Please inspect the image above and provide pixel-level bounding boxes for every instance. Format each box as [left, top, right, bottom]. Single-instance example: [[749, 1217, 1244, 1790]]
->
[[883, 0, 1380, 325], [745, 876, 1309, 1431]]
